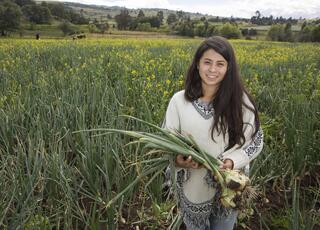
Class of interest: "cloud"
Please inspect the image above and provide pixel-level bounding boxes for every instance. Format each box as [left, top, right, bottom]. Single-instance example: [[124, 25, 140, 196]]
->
[[169, 0, 320, 18]]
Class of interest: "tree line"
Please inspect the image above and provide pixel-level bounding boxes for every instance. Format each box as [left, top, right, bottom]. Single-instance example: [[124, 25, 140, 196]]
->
[[1, 1, 319, 42], [267, 21, 320, 42], [0, 0, 88, 36], [250, 10, 298, 25], [114, 9, 320, 42], [113, 9, 242, 38]]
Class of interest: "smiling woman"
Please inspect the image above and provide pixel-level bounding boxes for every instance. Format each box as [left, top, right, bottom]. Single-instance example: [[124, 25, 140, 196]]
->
[[163, 36, 263, 230]]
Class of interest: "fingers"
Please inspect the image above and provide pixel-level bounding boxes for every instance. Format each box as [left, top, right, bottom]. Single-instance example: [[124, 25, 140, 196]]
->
[[175, 155, 202, 169], [176, 155, 191, 164], [219, 159, 234, 171], [191, 161, 199, 169], [219, 164, 229, 172], [176, 154, 184, 162], [219, 164, 226, 170], [185, 155, 192, 163], [185, 156, 198, 168], [175, 154, 191, 167]]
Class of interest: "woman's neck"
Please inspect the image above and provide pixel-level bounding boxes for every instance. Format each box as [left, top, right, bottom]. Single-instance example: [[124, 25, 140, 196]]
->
[[201, 85, 218, 102]]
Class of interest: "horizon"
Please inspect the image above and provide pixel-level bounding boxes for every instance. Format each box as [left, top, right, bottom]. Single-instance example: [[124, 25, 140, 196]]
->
[[46, 0, 320, 19]]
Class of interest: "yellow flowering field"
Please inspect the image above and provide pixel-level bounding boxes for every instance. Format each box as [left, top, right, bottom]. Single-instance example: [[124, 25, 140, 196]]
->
[[0, 38, 319, 229]]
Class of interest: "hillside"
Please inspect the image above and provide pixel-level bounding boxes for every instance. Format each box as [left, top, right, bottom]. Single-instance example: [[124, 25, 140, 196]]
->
[[37, 0, 226, 21], [3, 0, 318, 41]]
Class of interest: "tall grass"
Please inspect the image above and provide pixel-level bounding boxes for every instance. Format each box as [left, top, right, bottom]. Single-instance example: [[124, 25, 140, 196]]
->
[[0, 38, 319, 229]]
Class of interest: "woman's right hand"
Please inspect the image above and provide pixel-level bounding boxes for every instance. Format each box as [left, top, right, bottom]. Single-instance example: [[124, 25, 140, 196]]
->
[[175, 154, 202, 169]]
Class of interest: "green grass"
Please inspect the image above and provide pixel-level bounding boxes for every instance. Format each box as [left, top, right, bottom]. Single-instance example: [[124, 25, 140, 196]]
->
[[0, 38, 319, 229]]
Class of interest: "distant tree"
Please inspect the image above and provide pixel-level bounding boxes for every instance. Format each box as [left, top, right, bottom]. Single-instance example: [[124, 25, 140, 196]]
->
[[40, 1, 48, 7], [136, 22, 151, 32], [22, 4, 52, 24], [88, 23, 98, 33], [157, 10, 163, 24], [219, 23, 240, 39], [297, 25, 312, 42], [249, 28, 257, 36], [207, 24, 219, 36], [190, 20, 209, 37], [47, 3, 66, 19], [68, 10, 89, 24], [59, 21, 74, 35], [284, 23, 293, 41], [297, 22, 320, 42], [208, 16, 221, 23], [128, 18, 138, 30], [149, 16, 161, 28], [137, 9, 144, 18], [312, 25, 320, 42], [115, 9, 132, 30], [167, 13, 177, 25], [241, 28, 249, 36], [47, 2, 88, 24], [107, 14, 112, 19], [194, 22, 206, 37], [301, 21, 307, 30], [267, 24, 285, 41], [250, 11, 297, 26], [255, 10, 261, 19], [176, 10, 185, 20], [268, 15, 273, 25], [129, 15, 160, 30], [204, 20, 209, 35], [95, 22, 109, 33], [174, 20, 194, 37], [0, 0, 22, 36], [230, 16, 236, 24], [14, 0, 34, 7]]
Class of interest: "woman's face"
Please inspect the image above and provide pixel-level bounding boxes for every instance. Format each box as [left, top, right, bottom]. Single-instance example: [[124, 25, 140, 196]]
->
[[197, 48, 228, 92]]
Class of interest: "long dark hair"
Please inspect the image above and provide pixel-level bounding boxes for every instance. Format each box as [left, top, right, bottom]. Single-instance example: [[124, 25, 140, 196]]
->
[[184, 36, 259, 149]]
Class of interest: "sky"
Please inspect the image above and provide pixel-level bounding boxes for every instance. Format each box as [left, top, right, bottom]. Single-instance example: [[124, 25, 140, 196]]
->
[[56, 0, 320, 19]]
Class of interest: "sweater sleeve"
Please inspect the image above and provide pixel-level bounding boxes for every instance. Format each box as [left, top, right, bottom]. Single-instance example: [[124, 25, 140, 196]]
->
[[162, 95, 181, 130], [162, 95, 188, 183], [219, 104, 264, 170]]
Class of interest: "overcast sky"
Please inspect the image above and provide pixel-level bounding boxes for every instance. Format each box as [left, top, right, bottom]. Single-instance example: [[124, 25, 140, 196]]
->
[[57, 0, 319, 19]]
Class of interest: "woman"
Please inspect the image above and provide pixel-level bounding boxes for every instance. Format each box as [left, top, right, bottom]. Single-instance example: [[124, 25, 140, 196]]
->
[[163, 36, 264, 230]]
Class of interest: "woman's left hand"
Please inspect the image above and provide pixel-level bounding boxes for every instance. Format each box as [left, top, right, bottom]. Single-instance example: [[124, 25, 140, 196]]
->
[[219, 158, 234, 170]]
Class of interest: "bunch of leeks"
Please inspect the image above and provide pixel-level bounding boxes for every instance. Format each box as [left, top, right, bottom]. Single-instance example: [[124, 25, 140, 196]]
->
[[80, 115, 253, 209]]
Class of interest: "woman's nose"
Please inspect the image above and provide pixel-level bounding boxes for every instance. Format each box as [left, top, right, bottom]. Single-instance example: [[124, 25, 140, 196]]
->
[[208, 64, 216, 73]]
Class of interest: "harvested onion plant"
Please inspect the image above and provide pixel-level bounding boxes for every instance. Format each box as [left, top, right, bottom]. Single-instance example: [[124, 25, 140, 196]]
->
[[84, 115, 257, 210]]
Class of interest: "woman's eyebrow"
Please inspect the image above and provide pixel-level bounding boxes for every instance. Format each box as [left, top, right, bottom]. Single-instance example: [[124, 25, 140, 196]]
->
[[217, 60, 226, 63], [203, 57, 226, 63]]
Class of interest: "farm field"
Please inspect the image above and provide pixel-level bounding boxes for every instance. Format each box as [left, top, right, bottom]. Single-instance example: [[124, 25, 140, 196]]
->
[[0, 38, 319, 229]]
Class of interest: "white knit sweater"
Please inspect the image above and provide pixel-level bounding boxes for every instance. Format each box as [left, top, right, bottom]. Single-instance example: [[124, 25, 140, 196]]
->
[[163, 90, 263, 228]]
